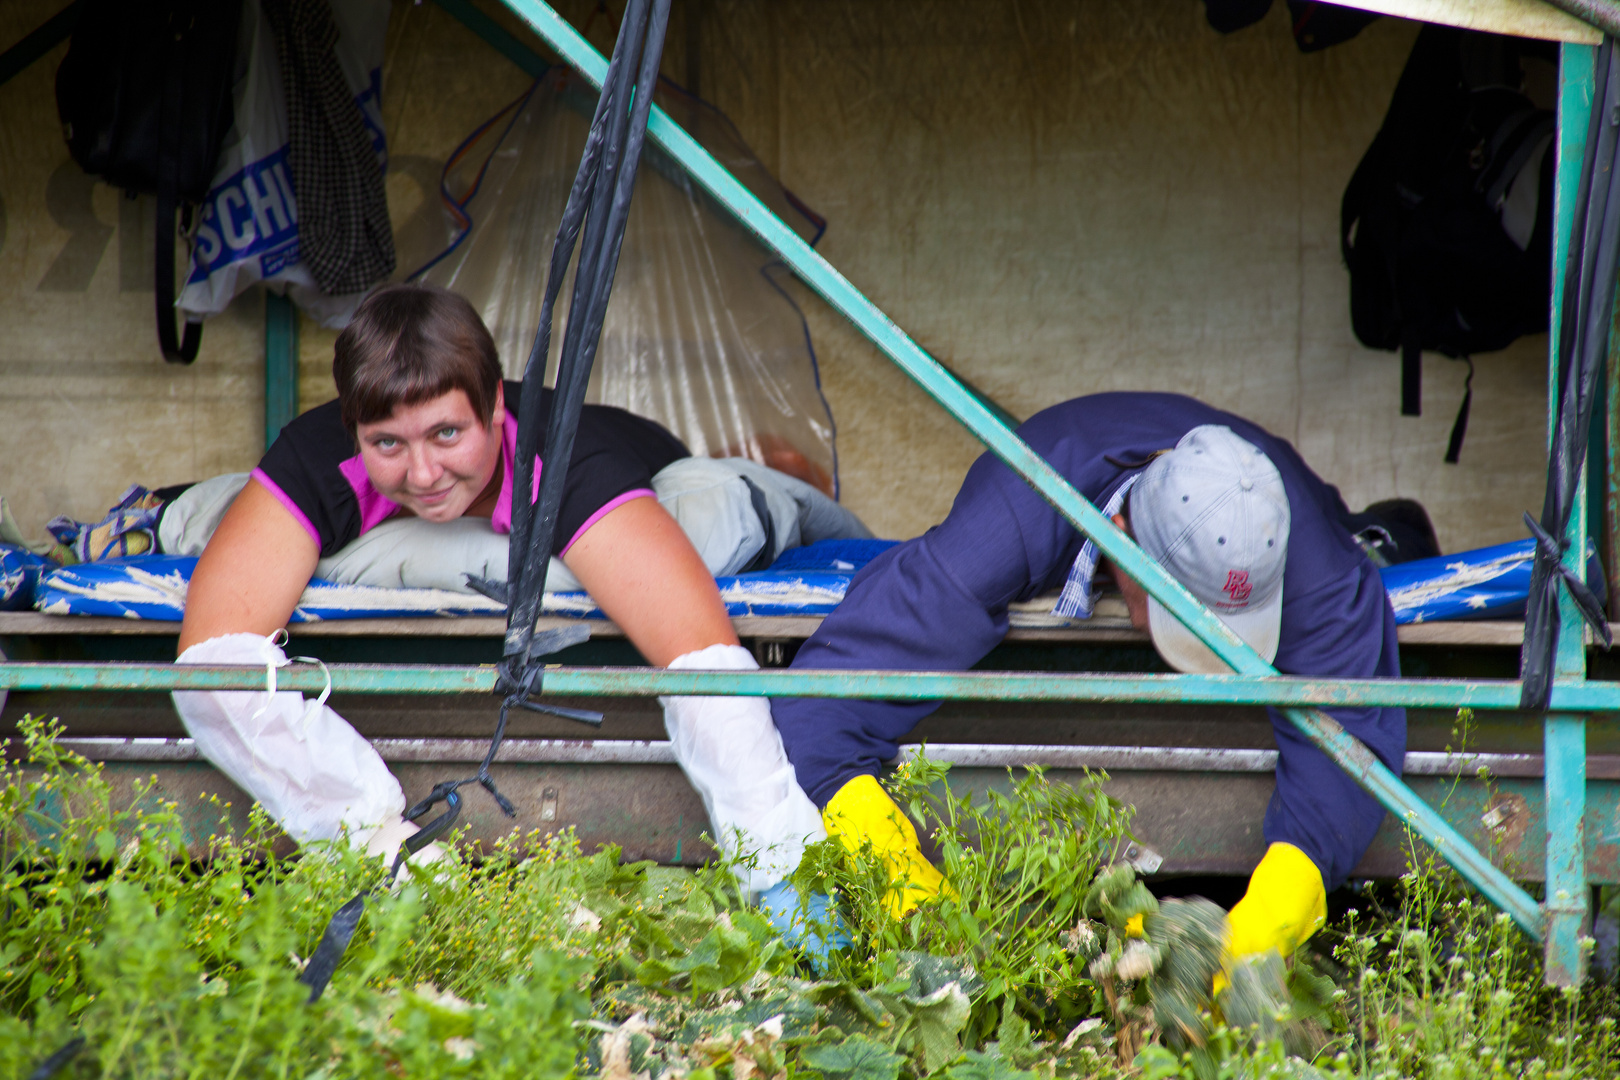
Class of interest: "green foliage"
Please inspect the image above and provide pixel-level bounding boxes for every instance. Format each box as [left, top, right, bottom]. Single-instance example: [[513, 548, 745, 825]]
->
[[1326, 849, 1620, 1080], [0, 718, 598, 1078], [793, 751, 1134, 1049], [9, 716, 1620, 1079]]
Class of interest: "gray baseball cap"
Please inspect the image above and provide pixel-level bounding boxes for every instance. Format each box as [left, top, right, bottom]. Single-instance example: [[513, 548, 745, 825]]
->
[[1130, 425, 1290, 674]]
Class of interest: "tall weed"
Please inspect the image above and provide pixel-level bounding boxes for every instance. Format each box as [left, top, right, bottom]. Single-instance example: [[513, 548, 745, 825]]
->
[[1328, 856, 1620, 1079]]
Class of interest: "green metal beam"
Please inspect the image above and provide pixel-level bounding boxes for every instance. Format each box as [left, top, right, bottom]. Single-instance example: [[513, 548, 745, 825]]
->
[[1544, 43, 1598, 986], [6, 661, 1620, 711], [264, 292, 299, 450], [491, 0, 1546, 937]]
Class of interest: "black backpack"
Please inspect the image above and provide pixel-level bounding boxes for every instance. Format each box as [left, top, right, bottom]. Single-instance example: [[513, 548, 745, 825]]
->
[[56, 0, 243, 364], [1341, 26, 1555, 462]]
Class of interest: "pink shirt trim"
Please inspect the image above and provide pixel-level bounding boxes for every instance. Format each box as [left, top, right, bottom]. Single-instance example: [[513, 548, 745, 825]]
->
[[560, 489, 657, 556], [337, 456, 403, 533], [251, 468, 321, 549], [329, 408, 642, 554]]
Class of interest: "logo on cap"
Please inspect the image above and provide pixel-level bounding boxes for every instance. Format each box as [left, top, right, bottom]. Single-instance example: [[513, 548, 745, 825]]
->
[[1222, 570, 1252, 606]]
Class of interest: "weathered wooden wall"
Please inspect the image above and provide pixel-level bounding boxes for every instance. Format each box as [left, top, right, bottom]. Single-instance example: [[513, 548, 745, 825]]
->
[[0, 0, 1551, 551]]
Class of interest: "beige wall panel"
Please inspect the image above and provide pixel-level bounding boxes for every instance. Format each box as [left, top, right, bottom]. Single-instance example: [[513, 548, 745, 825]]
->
[[1, 0, 1554, 556], [687, 1, 1549, 548], [0, 4, 263, 542]]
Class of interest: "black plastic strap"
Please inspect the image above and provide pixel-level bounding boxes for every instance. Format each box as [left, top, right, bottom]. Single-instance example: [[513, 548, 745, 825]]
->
[[297, 786, 465, 1005], [1521, 34, 1620, 710], [297, 892, 367, 1003], [499, 0, 669, 717], [298, 0, 667, 1008], [26, 1036, 85, 1080]]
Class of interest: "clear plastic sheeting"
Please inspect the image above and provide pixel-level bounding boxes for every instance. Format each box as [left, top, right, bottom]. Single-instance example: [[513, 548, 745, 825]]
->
[[403, 73, 839, 496]]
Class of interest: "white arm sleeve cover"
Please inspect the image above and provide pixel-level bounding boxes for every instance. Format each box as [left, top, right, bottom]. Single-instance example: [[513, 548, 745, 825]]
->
[[172, 633, 405, 846], [661, 644, 826, 896]]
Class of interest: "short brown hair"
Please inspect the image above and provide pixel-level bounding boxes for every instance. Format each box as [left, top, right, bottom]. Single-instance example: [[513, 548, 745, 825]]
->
[[332, 283, 503, 432]]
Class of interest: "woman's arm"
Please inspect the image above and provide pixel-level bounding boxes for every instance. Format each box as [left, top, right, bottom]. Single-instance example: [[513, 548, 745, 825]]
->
[[177, 478, 320, 653], [562, 495, 737, 666]]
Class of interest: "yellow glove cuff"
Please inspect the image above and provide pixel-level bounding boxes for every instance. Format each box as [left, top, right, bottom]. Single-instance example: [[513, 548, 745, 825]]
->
[[822, 774, 946, 917], [1225, 842, 1327, 961]]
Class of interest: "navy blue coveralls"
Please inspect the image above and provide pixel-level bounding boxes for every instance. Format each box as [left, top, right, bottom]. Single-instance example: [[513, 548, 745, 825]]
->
[[773, 393, 1405, 892]]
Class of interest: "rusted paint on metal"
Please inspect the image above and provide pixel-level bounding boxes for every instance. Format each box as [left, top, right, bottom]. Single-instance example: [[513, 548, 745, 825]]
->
[[1484, 791, 1533, 855], [1545, 713, 1591, 983]]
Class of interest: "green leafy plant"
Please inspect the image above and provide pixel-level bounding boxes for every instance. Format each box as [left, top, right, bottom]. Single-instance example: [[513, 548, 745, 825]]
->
[[9, 714, 1620, 1079], [793, 752, 1134, 1046]]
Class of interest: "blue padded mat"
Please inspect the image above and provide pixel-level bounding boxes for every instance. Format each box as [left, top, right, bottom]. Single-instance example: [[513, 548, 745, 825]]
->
[[1379, 537, 1603, 625], [1, 544, 52, 612], [31, 538, 903, 622], [24, 535, 1595, 626]]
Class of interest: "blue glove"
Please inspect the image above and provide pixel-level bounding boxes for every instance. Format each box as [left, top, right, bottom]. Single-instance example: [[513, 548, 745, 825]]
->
[[757, 878, 851, 966]]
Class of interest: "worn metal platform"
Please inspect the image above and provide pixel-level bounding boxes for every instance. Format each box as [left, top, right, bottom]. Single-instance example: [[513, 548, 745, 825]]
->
[[5, 611, 1615, 883], [20, 734, 1617, 884]]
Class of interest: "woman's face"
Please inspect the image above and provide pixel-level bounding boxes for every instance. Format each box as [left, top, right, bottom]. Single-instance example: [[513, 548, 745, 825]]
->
[[356, 384, 504, 522]]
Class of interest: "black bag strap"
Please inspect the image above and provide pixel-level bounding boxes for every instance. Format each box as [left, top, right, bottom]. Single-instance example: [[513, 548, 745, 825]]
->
[[154, 29, 201, 365], [1480, 109, 1555, 208], [1444, 356, 1473, 464], [1401, 329, 1422, 416]]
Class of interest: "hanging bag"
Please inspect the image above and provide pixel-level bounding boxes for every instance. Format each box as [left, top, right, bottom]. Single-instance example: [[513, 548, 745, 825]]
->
[[55, 0, 244, 364], [1341, 25, 1555, 462], [178, 0, 393, 329]]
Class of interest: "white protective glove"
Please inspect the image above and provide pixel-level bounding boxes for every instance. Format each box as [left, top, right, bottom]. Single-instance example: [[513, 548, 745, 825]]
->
[[660, 644, 826, 896], [172, 632, 426, 859]]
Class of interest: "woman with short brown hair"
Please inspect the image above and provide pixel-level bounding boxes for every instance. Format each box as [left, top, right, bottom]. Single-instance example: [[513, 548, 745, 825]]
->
[[174, 283, 836, 895]]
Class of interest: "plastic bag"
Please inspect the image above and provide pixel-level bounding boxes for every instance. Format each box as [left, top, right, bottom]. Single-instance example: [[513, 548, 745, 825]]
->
[[178, 0, 391, 328], [405, 72, 841, 495]]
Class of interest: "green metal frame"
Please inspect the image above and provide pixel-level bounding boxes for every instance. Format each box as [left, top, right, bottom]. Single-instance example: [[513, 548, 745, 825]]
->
[[9, 663, 1620, 712], [2, 1, 1611, 984], [1543, 43, 1598, 985], [264, 292, 299, 450]]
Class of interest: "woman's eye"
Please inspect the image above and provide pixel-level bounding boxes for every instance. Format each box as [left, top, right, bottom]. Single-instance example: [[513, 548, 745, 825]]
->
[[375, 437, 398, 450], [437, 426, 460, 440]]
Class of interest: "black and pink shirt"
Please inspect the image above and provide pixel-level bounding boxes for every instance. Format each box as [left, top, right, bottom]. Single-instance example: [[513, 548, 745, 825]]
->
[[253, 380, 689, 558]]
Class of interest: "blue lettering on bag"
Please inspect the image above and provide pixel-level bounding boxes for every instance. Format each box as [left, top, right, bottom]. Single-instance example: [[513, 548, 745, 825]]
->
[[188, 73, 387, 286], [259, 240, 300, 278], [188, 147, 299, 283]]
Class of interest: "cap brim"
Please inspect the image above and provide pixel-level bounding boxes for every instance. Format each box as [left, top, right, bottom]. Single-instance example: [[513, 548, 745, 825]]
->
[[1146, 587, 1282, 674]]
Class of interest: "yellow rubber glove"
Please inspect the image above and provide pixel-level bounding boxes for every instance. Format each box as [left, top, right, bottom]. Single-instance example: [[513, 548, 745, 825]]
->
[[822, 774, 946, 918], [1226, 843, 1327, 961]]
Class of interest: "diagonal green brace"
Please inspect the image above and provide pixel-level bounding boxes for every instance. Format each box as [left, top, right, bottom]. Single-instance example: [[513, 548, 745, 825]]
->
[[492, 0, 1546, 936]]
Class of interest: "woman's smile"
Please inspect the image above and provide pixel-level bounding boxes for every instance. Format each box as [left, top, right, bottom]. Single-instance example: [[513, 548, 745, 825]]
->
[[355, 385, 505, 521]]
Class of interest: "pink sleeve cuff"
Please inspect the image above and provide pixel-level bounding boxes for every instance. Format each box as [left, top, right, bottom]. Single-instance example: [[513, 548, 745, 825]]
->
[[559, 489, 657, 556], [251, 468, 321, 550]]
